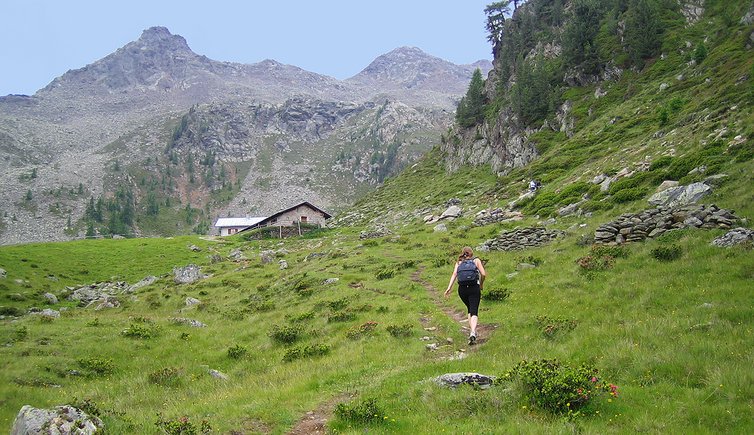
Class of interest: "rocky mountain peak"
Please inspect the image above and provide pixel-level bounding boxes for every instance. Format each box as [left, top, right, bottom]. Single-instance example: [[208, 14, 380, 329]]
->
[[135, 26, 192, 53]]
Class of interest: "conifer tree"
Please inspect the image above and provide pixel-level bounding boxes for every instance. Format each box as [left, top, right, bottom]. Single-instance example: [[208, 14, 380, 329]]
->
[[456, 69, 486, 128]]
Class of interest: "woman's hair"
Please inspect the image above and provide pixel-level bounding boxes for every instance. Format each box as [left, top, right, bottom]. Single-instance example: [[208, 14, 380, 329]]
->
[[458, 246, 474, 261]]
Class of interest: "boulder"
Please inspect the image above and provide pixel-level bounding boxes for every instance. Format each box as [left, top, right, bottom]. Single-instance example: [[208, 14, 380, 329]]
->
[[229, 249, 246, 261], [185, 297, 201, 307], [170, 317, 207, 328], [173, 264, 205, 284], [323, 278, 339, 285], [711, 227, 754, 247], [440, 205, 462, 220], [68, 282, 130, 304], [279, 259, 288, 270], [433, 223, 448, 232], [188, 245, 202, 252], [648, 182, 711, 207], [30, 308, 61, 318], [11, 405, 103, 435], [435, 372, 496, 389], [0, 268, 6, 278], [209, 369, 229, 380], [446, 198, 462, 207], [260, 250, 276, 264], [128, 276, 157, 293], [655, 180, 679, 192], [592, 174, 607, 184], [43, 293, 58, 305], [89, 296, 120, 310]]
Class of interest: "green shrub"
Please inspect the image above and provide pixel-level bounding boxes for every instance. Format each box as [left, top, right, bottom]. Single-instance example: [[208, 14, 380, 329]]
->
[[649, 156, 673, 171], [121, 323, 158, 339], [77, 357, 115, 376], [501, 359, 618, 414], [335, 398, 385, 425], [591, 245, 629, 259], [326, 298, 350, 311], [268, 324, 303, 345], [282, 343, 330, 362], [227, 344, 248, 359], [346, 321, 378, 339], [483, 288, 511, 302], [611, 187, 649, 203], [0, 306, 24, 316], [535, 316, 578, 339], [155, 414, 211, 435], [386, 323, 413, 338], [148, 367, 182, 387], [651, 245, 682, 261], [576, 254, 615, 272], [375, 267, 396, 280], [328, 311, 356, 323], [286, 311, 315, 323]]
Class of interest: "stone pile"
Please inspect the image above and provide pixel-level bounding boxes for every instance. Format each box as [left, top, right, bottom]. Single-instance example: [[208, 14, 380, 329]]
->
[[359, 226, 392, 239], [473, 208, 523, 226], [11, 405, 103, 435], [711, 227, 754, 247], [173, 264, 206, 284], [435, 372, 496, 389], [67, 281, 131, 305], [478, 227, 564, 251], [594, 204, 739, 244]]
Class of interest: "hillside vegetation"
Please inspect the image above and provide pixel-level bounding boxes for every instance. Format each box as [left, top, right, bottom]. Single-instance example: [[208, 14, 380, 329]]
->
[[1, 0, 753, 434]]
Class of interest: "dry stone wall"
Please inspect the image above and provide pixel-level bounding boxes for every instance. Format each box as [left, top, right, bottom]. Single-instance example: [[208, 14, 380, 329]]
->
[[479, 227, 564, 251], [594, 204, 739, 244]]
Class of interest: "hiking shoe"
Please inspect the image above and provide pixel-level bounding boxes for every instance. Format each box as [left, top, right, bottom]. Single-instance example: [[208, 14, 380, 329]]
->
[[468, 333, 477, 345]]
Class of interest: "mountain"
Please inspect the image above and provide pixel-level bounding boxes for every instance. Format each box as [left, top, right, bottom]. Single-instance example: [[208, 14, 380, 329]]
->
[[0, 27, 489, 245]]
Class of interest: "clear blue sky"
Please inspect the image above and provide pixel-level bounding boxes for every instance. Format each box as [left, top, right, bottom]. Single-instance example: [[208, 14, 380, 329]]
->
[[1, 0, 494, 96]]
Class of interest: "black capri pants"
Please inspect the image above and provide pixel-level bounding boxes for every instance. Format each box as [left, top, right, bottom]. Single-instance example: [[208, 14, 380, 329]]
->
[[458, 282, 481, 316]]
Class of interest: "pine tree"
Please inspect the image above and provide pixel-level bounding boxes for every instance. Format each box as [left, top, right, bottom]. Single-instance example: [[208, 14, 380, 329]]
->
[[456, 69, 486, 128], [624, 0, 662, 66]]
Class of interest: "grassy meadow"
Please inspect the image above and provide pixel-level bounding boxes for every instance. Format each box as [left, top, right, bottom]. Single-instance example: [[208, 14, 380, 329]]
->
[[2, 2, 754, 433]]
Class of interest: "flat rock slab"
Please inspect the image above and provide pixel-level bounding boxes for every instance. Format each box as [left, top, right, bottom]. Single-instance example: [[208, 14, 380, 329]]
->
[[435, 372, 496, 389]]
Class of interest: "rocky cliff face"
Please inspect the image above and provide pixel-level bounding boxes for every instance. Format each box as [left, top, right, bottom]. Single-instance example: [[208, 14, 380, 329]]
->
[[0, 27, 485, 244]]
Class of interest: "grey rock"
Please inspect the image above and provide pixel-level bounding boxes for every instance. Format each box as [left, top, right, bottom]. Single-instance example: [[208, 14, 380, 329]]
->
[[742, 3, 754, 25], [425, 343, 439, 351], [711, 227, 754, 247], [323, 278, 339, 285], [173, 264, 205, 284], [11, 405, 103, 435], [659, 83, 669, 91], [188, 244, 202, 252], [68, 281, 131, 304], [433, 223, 448, 232], [279, 259, 288, 270], [0, 268, 6, 278], [359, 226, 392, 239], [209, 369, 229, 380], [260, 250, 276, 264], [31, 308, 61, 318], [435, 372, 496, 389], [599, 177, 613, 192], [170, 317, 207, 328], [440, 205, 462, 219], [229, 249, 246, 261], [592, 174, 607, 184], [128, 275, 157, 292], [506, 272, 519, 279], [516, 263, 536, 271], [656, 180, 679, 192], [557, 202, 582, 217], [648, 182, 711, 207], [88, 296, 120, 310], [446, 198, 462, 207], [185, 297, 202, 306], [43, 293, 58, 304]]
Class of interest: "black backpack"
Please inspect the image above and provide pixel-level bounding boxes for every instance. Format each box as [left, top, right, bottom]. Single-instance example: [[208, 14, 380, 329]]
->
[[457, 259, 479, 284]]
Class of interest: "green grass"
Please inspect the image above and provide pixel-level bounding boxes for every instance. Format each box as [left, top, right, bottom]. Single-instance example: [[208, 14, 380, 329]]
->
[[1, 3, 754, 433]]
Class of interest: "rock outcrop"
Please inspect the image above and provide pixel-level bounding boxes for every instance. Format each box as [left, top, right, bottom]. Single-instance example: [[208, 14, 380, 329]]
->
[[11, 405, 103, 435], [435, 372, 496, 389]]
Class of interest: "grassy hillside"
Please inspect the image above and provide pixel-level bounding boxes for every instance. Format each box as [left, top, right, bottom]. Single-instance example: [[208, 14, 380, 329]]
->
[[1, 2, 753, 434]]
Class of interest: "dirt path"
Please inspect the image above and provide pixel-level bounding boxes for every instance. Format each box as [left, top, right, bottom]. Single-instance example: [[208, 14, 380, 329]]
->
[[287, 393, 353, 435], [410, 267, 497, 346]]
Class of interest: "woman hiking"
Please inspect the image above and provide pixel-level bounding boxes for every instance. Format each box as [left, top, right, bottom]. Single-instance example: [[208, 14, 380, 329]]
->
[[444, 246, 486, 345]]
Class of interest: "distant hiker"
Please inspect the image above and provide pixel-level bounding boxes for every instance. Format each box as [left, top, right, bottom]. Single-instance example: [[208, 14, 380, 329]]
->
[[444, 246, 487, 345]]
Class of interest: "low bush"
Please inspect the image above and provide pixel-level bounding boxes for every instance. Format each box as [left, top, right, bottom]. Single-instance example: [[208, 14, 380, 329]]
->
[[282, 343, 330, 362], [501, 359, 618, 414], [326, 298, 350, 311], [0, 306, 24, 316], [227, 344, 248, 359], [483, 288, 511, 302], [268, 324, 303, 345], [651, 245, 683, 261], [386, 323, 413, 338], [611, 187, 649, 203], [328, 311, 356, 323], [148, 367, 182, 387], [77, 357, 115, 376], [121, 323, 159, 339], [591, 244, 630, 259], [335, 398, 385, 425], [346, 321, 378, 339], [576, 255, 615, 272], [286, 311, 315, 323], [155, 414, 211, 435], [375, 267, 396, 280], [535, 316, 578, 338]]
